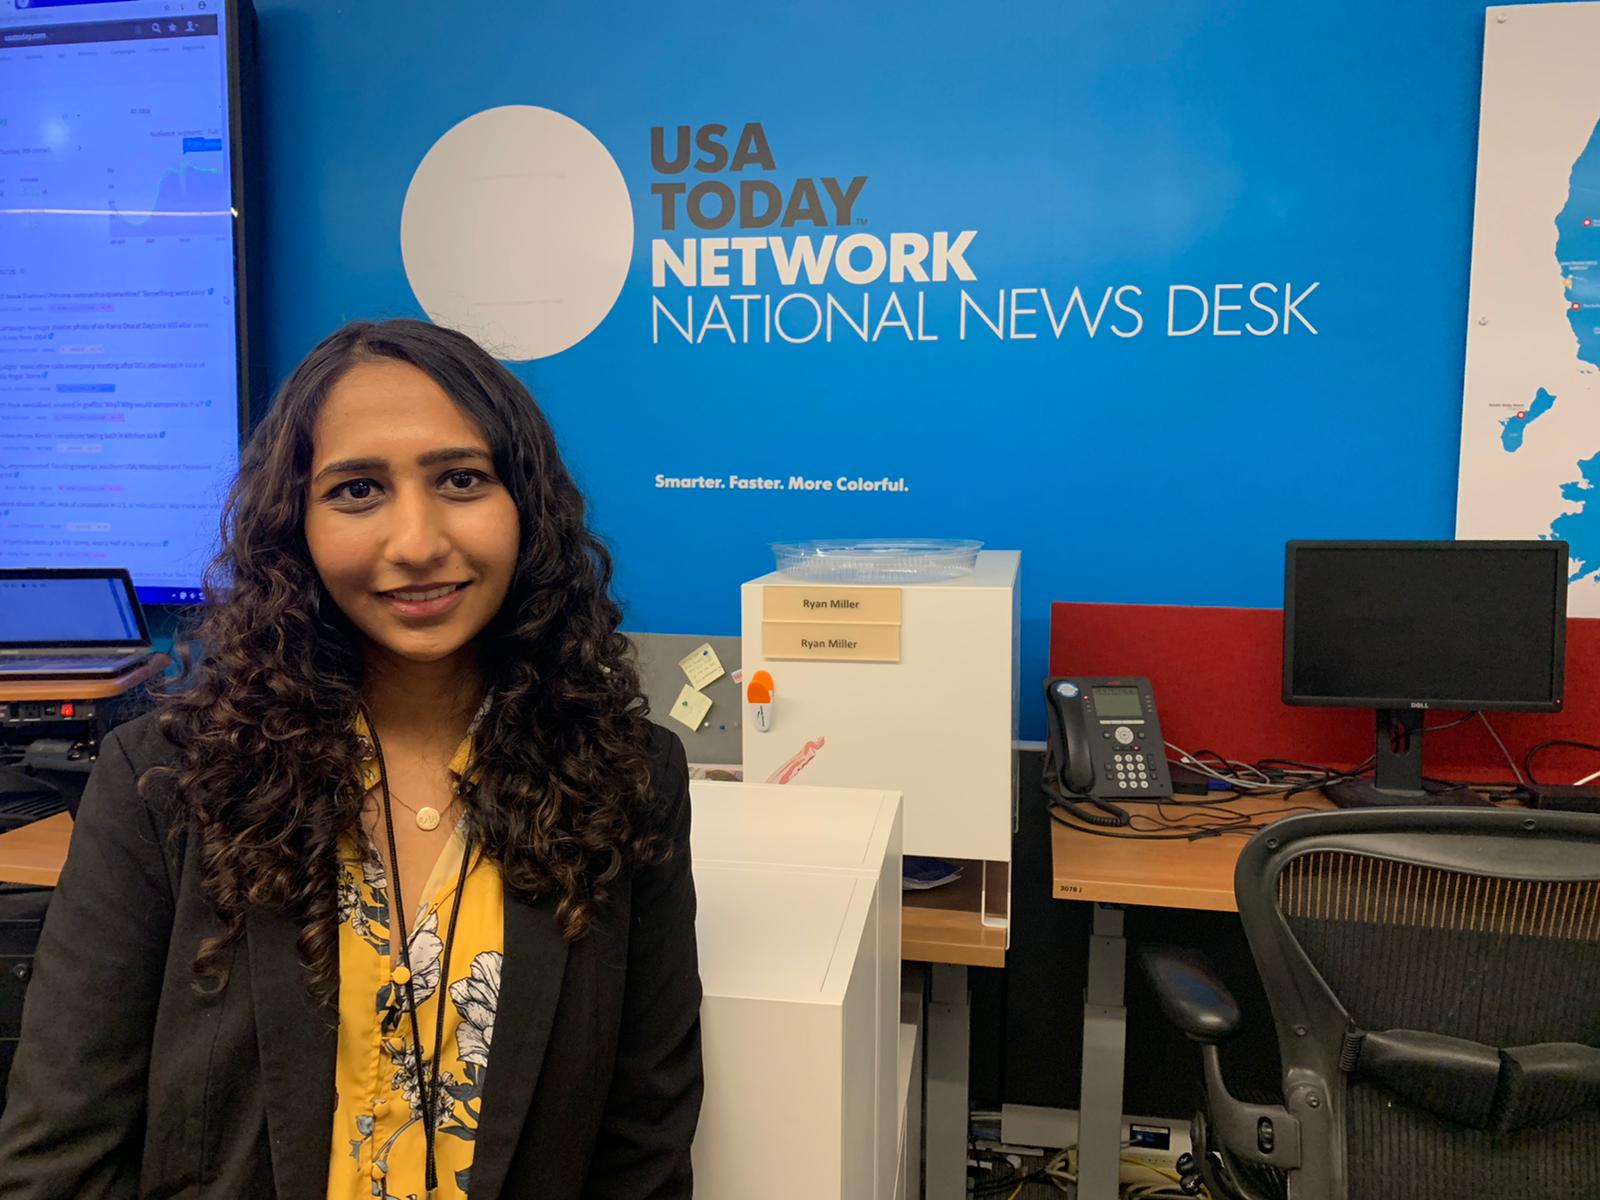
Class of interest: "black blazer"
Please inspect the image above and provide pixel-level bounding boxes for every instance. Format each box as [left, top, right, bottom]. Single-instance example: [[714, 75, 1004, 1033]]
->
[[0, 713, 703, 1199]]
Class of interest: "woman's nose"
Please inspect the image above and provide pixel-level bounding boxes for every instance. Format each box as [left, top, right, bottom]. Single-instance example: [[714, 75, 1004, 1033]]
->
[[382, 489, 452, 568]]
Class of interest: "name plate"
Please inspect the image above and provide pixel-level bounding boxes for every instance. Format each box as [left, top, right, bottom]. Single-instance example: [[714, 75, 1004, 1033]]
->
[[762, 585, 902, 624], [762, 622, 901, 662]]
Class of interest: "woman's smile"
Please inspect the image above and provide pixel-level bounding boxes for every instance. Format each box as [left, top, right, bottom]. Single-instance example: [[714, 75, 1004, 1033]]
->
[[376, 580, 472, 619]]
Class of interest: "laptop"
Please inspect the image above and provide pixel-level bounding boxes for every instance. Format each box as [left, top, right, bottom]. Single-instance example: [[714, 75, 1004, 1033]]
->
[[0, 568, 157, 679]]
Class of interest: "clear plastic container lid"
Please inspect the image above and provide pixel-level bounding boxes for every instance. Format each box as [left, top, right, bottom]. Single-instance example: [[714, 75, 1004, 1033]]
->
[[770, 539, 983, 583]]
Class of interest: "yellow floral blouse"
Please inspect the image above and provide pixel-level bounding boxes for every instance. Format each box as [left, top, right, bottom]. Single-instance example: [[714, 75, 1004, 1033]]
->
[[328, 722, 504, 1200]]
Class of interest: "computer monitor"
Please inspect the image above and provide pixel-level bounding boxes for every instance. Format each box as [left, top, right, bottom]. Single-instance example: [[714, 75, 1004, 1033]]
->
[[1283, 540, 1567, 805], [0, 0, 258, 607], [0, 568, 150, 649]]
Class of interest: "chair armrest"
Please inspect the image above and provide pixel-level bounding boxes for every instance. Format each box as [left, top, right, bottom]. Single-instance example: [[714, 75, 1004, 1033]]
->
[[1138, 944, 1242, 1043]]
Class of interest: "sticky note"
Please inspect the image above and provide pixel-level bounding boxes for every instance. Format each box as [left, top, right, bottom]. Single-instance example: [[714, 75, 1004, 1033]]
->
[[678, 642, 726, 691], [669, 684, 713, 732]]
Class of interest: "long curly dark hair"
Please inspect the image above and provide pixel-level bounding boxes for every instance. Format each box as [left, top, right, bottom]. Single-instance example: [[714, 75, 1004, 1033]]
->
[[146, 319, 661, 1002]]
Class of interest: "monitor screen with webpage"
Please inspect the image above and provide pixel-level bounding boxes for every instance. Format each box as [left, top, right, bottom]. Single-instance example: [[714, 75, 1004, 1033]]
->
[[0, 568, 149, 647], [0, 0, 254, 606]]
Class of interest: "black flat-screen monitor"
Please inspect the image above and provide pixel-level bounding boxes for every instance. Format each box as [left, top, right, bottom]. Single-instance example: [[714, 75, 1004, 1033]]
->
[[1283, 540, 1567, 803], [0, 0, 256, 607]]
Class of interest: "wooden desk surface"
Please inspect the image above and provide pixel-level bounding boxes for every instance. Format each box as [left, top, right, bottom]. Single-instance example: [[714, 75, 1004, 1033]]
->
[[0, 655, 170, 702], [2, 812, 1012, 969], [1050, 792, 1336, 912], [902, 863, 1008, 969], [0, 812, 72, 887]]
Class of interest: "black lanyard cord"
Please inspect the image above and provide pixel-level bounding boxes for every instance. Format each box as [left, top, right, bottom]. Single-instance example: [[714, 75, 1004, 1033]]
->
[[362, 708, 473, 1197]]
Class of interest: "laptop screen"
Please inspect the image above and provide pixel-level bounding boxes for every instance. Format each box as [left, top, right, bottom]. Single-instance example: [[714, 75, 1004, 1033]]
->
[[0, 571, 150, 648]]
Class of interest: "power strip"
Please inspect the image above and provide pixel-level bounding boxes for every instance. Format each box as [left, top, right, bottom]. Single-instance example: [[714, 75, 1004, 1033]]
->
[[1000, 1103, 1191, 1184]]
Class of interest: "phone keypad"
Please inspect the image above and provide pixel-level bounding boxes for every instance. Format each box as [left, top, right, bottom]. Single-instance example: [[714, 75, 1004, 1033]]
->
[[1109, 751, 1153, 791]]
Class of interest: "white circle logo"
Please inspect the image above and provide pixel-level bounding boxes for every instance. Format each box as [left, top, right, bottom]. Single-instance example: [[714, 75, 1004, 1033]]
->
[[401, 106, 634, 361]]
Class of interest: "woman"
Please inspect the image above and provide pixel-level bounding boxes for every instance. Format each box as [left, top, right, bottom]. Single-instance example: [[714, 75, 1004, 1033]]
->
[[0, 320, 703, 1199]]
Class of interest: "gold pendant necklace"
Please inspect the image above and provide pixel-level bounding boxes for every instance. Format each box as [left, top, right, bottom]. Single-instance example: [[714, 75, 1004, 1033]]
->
[[387, 790, 451, 832]]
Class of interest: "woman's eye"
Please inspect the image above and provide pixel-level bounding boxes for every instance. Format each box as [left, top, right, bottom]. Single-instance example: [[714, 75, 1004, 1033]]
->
[[330, 478, 379, 502], [445, 470, 484, 491]]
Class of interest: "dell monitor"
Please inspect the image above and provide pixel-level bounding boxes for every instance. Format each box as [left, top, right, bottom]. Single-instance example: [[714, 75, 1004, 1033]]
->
[[1283, 540, 1567, 806]]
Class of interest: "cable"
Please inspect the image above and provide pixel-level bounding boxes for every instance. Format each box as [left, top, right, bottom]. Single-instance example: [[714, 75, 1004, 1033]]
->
[[1166, 739, 1397, 798], [1256, 755, 1377, 790], [1039, 743, 1133, 826], [1189, 713, 1492, 797], [1056, 713, 1516, 842], [1047, 803, 1244, 840], [1522, 738, 1600, 786], [1475, 713, 1526, 785], [979, 1144, 1198, 1199], [967, 1157, 1029, 1195], [970, 1144, 1200, 1199], [1048, 797, 1323, 841], [1165, 744, 1280, 793], [968, 1167, 1035, 1195], [1184, 748, 1273, 786]]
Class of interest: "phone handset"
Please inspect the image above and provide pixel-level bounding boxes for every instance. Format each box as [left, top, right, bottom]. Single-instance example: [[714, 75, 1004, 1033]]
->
[[1043, 677, 1131, 827]]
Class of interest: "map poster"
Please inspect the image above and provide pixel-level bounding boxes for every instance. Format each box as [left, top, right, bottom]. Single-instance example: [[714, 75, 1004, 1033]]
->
[[1459, 1, 1600, 614]]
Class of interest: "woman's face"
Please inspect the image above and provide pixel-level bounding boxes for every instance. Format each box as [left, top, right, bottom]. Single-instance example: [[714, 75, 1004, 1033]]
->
[[304, 359, 521, 671]]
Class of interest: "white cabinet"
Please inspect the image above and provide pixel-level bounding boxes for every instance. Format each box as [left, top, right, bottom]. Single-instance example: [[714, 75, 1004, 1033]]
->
[[691, 782, 902, 1200], [739, 550, 1019, 865]]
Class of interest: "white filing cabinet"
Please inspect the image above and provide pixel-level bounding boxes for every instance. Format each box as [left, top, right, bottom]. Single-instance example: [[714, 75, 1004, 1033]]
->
[[691, 782, 902, 1200], [739, 550, 1019, 866]]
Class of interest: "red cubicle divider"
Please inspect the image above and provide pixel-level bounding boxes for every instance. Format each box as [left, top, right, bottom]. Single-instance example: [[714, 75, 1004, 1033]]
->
[[1048, 602, 1600, 784]]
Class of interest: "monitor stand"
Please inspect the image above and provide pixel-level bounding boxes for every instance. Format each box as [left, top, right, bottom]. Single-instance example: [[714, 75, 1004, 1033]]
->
[[1323, 708, 1488, 809]]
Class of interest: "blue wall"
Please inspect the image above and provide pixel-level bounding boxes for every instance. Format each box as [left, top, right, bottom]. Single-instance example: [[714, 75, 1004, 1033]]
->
[[241, 1, 1505, 735]]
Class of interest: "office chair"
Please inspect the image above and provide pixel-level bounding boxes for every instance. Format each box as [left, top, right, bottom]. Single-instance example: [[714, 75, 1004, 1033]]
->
[[1139, 808, 1600, 1200]]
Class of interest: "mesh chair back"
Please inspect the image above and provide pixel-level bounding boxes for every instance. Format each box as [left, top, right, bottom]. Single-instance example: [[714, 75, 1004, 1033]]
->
[[1234, 810, 1600, 1200]]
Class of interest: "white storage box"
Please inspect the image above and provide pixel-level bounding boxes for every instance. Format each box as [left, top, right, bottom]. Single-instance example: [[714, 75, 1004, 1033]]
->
[[691, 782, 902, 1200], [740, 549, 1020, 864]]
